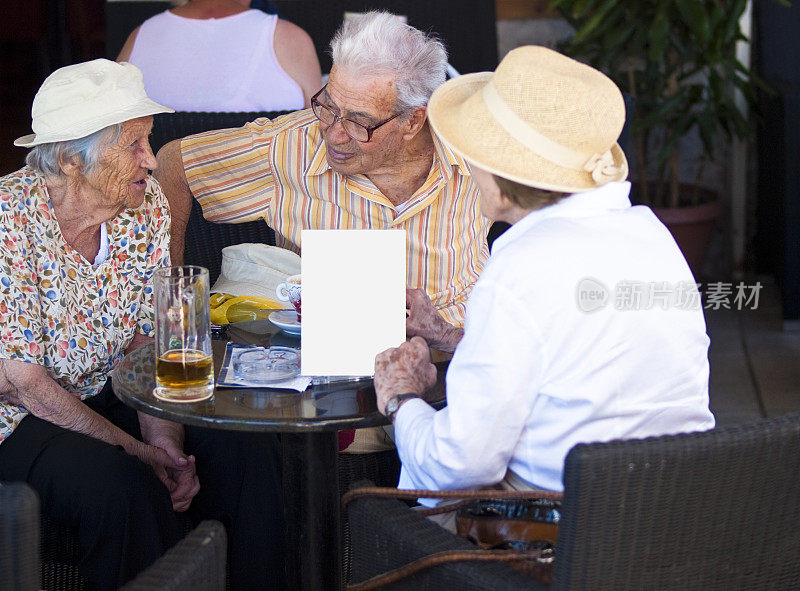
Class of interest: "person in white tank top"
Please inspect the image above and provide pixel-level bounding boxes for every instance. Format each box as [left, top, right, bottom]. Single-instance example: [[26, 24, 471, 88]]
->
[[117, 0, 322, 112]]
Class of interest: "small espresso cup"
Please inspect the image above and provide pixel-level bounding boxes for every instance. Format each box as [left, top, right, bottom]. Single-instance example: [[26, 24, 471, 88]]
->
[[276, 274, 302, 321]]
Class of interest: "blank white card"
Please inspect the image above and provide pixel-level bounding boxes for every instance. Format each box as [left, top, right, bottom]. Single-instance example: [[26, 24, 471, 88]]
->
[[301, 229, 406, 376]]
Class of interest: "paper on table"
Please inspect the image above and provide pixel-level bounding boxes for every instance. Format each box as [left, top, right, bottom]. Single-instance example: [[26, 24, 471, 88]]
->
[[301, 229, 406, 376]]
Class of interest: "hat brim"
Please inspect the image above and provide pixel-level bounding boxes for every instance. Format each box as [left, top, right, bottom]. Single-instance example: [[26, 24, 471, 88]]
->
[[14, 97, 174, 148], [427, 72, 628, 193], [211, 276, 284, 301]]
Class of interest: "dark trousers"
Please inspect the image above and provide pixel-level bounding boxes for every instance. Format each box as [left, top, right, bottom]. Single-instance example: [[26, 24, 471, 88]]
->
[[0, 381, 285, 591]]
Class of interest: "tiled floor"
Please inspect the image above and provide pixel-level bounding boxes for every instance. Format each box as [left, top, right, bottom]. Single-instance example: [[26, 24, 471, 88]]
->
[[707, 277, 800, 426]]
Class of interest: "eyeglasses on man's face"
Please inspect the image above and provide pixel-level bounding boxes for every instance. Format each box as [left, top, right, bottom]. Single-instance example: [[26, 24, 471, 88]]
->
[[311, 86, 402, 143]]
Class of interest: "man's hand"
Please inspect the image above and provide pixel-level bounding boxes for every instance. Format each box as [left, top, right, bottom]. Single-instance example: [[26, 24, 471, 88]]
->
[[406, 288, 463, 353], [374, 337, 437, 415]]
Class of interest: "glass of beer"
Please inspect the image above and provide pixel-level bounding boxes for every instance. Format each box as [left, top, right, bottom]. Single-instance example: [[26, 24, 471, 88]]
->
[[154, 266, 214, 402]]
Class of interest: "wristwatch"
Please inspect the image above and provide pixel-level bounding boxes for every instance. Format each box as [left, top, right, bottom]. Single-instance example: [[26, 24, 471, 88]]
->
[[384, 393, 419, 422]]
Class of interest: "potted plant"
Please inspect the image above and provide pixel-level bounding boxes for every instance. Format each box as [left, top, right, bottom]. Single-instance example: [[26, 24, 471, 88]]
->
[[549, 0, 787, 275]]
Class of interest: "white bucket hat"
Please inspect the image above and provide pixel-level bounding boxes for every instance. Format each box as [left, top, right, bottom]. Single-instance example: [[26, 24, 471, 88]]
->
[[211, 244, 301, 299], [14, 59, 174, 148], [426, 46, 628, 193]]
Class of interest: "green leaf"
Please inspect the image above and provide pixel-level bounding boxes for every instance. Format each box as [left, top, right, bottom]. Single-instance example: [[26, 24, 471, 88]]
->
[[675, 0, 710, 47], [572, 0, 623, 44], [707, 2, 726, 32], [697, 110, 718, 156], [719, 0, 749, 46], [647, 12, 670, 62], [600, 13, 635, 51], [572, 0, 601, 18]]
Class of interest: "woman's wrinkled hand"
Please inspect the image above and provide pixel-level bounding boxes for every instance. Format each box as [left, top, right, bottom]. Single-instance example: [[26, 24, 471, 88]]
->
[[135, 441, 200, 512], [374, 337, 437, 415]]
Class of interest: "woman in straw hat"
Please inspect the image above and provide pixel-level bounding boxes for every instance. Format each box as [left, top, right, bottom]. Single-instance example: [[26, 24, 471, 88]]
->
[[374, 46, 715, 501], [0, 59, 284, 590]]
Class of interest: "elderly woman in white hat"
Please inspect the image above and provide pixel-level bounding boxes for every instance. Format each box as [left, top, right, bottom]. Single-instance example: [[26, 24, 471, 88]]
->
[[0, 59, 285, 590], [373, 47, 715, 502]]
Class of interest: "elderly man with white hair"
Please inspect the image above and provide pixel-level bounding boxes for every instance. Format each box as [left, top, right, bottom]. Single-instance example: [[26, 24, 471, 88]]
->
[[156, 10, 490, 453], [156, 10, 488, 328]]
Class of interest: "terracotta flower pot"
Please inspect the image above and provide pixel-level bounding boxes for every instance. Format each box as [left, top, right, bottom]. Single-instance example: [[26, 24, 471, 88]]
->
[[651, 197, 723, 278]]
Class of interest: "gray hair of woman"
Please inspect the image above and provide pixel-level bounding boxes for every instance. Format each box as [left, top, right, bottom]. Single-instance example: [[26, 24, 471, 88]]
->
[[330, 11, 448, 114], [25, 124, 122, 177]]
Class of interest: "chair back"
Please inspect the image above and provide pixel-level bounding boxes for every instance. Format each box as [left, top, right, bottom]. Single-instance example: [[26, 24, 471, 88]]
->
[[347, 413, 800, 590], [150, 110, 289, 155], [120, 520, 227, 591], [150, 111, 290, 283], [0, 483, 41, 591], [555, 412, 800, 590]]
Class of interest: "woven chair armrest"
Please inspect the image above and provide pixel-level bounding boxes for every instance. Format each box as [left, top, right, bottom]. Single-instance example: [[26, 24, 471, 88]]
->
[[347, 488, 550, 591], [348, 547, 551, 591], [119, 520, 226, 591]]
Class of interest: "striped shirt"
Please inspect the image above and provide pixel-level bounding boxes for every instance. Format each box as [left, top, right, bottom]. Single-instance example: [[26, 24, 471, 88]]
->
[[182, 109, 490, 325]]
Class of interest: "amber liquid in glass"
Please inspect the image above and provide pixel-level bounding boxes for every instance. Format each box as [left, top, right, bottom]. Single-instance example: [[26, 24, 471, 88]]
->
[[155, 349, 214, 401]]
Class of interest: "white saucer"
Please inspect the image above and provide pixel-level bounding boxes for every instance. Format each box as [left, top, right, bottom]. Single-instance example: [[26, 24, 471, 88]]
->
[[268, 310, 301, 336]]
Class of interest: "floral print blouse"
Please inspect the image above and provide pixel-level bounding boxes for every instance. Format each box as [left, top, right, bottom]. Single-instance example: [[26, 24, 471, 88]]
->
[[0, 167, 171, 444]]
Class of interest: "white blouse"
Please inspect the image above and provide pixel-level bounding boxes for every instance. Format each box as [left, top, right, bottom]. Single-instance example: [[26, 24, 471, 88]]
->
[[394, 181, 715, 494]]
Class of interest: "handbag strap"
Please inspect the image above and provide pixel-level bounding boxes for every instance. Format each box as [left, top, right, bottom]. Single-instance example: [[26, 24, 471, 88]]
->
[[347, 547, 551, 591], [342, 485, 563, 508], [343, 486, 564, 516]]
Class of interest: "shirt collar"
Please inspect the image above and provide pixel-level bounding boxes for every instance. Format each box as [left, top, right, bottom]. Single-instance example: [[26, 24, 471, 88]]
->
[[305, 125, 470, 180], [430, 130, 470, 179], [492, 181, 632, 254], [305, 121, 330, 177]]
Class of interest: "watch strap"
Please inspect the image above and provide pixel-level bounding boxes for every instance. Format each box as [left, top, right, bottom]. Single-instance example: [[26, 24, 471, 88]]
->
[[385, 393, 419, 422]]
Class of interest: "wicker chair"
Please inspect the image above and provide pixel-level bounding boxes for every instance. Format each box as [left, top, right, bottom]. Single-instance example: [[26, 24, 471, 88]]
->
[[1, 483, 225, 591], [346, 412, 800, 590], [0, 482, 41, 591], [0, 481, 90, 590], [119, 521, 227, 591], [149, 111, 290, 283], [39, 515, 88, 590]]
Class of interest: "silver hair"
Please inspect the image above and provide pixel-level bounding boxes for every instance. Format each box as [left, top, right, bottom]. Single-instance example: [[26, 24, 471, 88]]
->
[[329, 11, 448, 113], [25, 124, 122, 177]]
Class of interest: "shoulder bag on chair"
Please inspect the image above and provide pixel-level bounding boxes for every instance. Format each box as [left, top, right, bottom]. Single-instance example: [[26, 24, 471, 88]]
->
[[342, 486, 562, 590]]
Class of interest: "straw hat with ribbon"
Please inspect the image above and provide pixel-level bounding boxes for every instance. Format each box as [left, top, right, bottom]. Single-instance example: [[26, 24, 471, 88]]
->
[[426, 45, 628, 193], [15, 59, 173, 148]]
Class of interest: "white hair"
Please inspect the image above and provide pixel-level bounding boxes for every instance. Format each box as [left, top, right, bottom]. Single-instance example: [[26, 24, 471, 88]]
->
[[25, 124, 122, 177], [330, 11, 448, 113]]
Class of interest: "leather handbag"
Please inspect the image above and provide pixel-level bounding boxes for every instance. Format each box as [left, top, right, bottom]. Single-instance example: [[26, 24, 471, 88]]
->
[[342, 486, 563, 591], [455, 498, 560, 584]]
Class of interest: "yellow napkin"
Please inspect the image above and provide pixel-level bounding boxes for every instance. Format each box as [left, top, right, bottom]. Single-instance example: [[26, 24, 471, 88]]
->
[[210, 293, 285, 325]]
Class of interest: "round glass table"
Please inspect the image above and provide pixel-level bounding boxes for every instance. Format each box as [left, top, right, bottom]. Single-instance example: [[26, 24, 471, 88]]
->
[[111, 319, 448, 591]]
